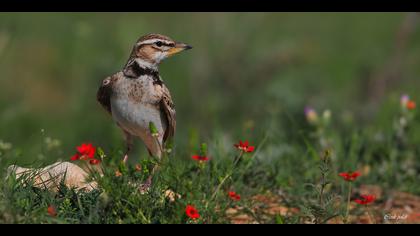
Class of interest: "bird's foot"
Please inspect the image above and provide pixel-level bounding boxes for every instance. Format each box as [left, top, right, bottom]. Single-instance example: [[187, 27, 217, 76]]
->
[[139, 176, 153, 195]]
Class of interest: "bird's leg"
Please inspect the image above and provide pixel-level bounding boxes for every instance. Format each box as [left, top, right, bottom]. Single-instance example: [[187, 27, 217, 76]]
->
[[139, 135, 163, 194], [122, 130, 133, 164]]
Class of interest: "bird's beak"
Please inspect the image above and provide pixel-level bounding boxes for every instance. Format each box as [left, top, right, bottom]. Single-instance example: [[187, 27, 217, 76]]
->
[[167, 42, 192, 57]]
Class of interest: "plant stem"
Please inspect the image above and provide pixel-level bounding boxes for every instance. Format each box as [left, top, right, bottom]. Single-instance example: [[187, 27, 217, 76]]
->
[[209, 151, 244, 202], [148, 135, 166, 176], [318, 149, 330, 208], [210, 172, 231, 202], [345, 182, 352, 223], [232, 150, 244, 168], [365, 205, 376, 224]]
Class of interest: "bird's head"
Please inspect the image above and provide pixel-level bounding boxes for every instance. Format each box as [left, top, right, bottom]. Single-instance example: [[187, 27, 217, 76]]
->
[[129, 33, 192, 68]]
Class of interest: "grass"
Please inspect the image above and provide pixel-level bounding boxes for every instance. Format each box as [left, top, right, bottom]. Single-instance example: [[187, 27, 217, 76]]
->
[[0, 95, 419, 224], [0, 139, 262, 223]]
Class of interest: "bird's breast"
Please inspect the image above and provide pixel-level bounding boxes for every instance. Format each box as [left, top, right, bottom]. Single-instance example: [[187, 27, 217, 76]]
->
[[113, 76, 162, 104], [110, 76, 166, 137]]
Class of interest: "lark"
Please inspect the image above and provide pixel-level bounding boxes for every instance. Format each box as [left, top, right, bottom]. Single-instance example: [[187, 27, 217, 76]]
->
[[97, 33, 192, 164]]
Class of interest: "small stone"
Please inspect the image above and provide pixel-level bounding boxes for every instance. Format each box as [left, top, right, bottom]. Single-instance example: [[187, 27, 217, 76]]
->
[[7, 162, 98, 192]]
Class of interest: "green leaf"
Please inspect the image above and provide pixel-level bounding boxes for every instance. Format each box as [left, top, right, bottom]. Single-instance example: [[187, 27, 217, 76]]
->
[[149, 122, 158, 136], [97, 147, 106, 159], [275, 214, 285, 224], [200, 143, 207, 156]]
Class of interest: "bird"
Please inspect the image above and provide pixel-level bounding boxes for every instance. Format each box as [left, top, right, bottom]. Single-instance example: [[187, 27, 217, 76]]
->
[[97, 33, 192, 165]]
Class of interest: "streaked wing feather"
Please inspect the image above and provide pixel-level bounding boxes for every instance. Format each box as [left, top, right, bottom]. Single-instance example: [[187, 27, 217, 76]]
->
[[160, 85, 176, 143], [97, 74, 118, 115]]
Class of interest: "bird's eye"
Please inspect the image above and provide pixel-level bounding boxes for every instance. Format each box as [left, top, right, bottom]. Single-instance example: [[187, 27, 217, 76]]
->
[[155, 41, 163, 47], [103, 79, 111, 85]]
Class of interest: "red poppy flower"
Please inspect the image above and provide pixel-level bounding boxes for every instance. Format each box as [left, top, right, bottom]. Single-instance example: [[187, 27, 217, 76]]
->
[[228, 191, 241, 201], [407, 100, 416, 110], [192, 155, 209, 162], [234, 140, 255, 153], [77, 143, 96, 159], [339, 171, 361, 182], [70, 153, 80, 161], [185, 205, 200, 219], [89, 159, 101, 165], [47, 205, 57, 217], [355, 195, 376, 205], [70, 143, 96, 161]]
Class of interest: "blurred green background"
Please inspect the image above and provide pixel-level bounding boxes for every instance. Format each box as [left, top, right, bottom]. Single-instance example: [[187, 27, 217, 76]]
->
[[1, 13, 420, 165]]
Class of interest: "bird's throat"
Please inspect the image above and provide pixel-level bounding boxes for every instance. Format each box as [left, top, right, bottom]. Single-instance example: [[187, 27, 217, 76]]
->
[[123, 59, 160, 79]]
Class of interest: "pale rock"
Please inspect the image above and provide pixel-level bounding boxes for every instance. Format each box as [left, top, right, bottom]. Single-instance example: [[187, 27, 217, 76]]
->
[[7, 162, 98, 192]]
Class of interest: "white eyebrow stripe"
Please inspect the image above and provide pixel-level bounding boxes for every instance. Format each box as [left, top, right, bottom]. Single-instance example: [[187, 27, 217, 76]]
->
[[137, 39, 173, 46]]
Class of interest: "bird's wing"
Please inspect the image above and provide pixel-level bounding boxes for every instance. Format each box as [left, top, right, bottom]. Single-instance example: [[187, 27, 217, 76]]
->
[[96, 73, 119, 115], [160, 84, 176, 144]]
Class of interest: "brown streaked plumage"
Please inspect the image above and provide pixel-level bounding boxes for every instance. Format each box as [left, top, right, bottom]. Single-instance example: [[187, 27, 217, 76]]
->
[[97, 34, 191, 164]]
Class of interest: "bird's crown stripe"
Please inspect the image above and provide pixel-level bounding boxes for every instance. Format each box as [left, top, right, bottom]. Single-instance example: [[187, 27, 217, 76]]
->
[[137, 39, 173, 46]]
